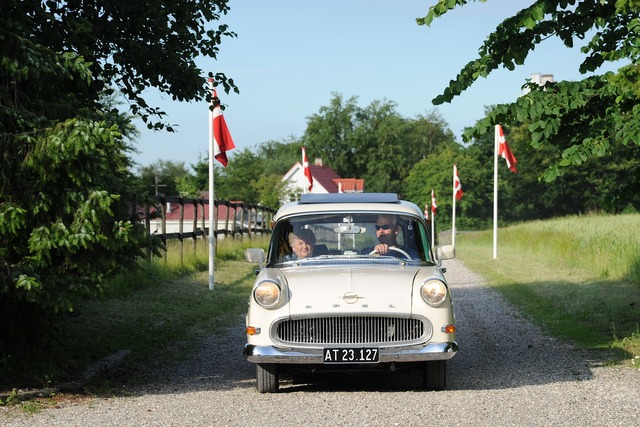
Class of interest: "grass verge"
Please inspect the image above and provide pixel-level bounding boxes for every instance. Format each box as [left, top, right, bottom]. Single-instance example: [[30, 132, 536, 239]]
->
[[454, 213, 640, 365], [0, 237, 268, 397]]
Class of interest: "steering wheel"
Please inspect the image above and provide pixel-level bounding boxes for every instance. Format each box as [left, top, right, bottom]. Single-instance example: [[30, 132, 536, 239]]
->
[[388, 246, 411, 259], [369, 246, 411, 259]]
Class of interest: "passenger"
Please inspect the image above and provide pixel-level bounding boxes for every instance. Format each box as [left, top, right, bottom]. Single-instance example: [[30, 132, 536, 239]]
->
[[287, 228, 316, 260]]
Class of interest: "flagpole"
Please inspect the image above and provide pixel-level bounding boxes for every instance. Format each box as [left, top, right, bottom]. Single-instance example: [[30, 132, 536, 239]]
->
[[208, 77, 216, 290], [301, 146, 313, 195], [493, 125, 499, 260], [301, 158, 305, 196], [451, 165, 457, 247], [431, 189, 435, 249]]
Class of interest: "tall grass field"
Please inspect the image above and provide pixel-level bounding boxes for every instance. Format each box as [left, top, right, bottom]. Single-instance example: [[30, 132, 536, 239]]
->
[[455, 213, 640, 364]]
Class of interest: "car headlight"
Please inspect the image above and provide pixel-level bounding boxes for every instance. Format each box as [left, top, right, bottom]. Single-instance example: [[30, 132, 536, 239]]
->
[[421, 279, 448, 306], [253, 281, 281, 308]]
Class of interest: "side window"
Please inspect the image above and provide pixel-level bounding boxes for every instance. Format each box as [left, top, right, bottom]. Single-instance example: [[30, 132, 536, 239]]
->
[[268, 221, 293, 263], [403, 220, 419, 258], [396, 217, 427, 261], [408, 219, 430, 261]]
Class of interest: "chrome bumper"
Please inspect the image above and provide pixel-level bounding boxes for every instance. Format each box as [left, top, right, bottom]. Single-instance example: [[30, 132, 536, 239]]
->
[[244, 342, 458, 364]]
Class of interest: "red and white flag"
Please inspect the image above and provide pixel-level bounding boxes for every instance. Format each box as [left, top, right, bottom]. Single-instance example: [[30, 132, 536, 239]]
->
[[497, 124, 517, 173], [454, 165, 463, 201], [210, 84, 235, 167], [431, 189, 437, 215], [302, 146, 313, 191]]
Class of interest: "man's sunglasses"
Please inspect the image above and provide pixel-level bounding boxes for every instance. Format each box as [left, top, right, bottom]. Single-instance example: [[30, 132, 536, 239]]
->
[[375, 224, 393, 230]]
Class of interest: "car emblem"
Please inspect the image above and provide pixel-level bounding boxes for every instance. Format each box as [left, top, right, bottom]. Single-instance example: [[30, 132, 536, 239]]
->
[[342, 292, 363, 304]]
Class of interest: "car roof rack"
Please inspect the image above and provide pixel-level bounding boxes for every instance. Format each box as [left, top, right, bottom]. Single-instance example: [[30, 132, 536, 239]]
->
[[299, 193, 400, 204]]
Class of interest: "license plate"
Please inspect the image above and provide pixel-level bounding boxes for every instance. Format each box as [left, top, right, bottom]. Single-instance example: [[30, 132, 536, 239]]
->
[[323, 347, 379, 364]]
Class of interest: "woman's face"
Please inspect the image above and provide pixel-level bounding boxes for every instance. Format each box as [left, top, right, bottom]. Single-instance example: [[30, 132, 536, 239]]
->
[[292, 236, 313, 259]]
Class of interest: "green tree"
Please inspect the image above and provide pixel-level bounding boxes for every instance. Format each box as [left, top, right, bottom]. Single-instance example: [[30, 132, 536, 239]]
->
[[136, 160, 193, 196], [189, 139, 300, 208], [253, 174, 287, 209], [12, 0, 239, 129], [418, 0, 640, 181], [1, 0, 236, 313], [188, 153, 211, 196], [257, 138, 304, 176], [404, 143, 489, 231], [451, 110, 640, 226], [304, 94, 454, 196], [501, 123, 640, 218], [304, 94, 362, 179], [212, 148, 263, 202], [0, 44, 145, 314]]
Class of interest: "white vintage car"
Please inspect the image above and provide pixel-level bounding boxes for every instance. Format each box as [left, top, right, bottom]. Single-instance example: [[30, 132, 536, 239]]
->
[[244, 193, 457, 392]]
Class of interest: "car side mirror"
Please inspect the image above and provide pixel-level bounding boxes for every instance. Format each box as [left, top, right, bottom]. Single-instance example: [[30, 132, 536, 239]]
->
[[244, 248, 265, 270], [437, 244, 455, 261]]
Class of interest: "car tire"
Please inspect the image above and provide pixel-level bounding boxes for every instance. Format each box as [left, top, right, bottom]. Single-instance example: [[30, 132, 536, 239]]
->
[[256, 363, 279, 393], [422, 360, 446, 391]]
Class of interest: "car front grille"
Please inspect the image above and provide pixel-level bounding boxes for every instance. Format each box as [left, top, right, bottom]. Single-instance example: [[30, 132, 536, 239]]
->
[[274, 316, 431, 346]]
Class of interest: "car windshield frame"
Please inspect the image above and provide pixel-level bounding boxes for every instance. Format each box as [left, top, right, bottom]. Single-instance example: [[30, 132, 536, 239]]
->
[[266, 211, 435, 267]]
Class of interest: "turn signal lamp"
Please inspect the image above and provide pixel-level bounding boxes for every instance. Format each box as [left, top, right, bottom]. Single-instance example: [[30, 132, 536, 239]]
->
[[246, 326, 261, 335], [441, 325, 456, 334]]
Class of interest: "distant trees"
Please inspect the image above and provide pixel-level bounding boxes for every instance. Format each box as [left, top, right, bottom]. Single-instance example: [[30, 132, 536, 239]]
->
[[403, 110, 640, 231], [137, 161, 194, 197], [187, 139, 296, 205], [303, 93, 455, 196], [170, 92, 638, 230]]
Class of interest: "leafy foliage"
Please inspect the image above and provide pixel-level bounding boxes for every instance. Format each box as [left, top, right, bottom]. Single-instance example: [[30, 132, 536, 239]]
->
[[403, 109, 640, 229], [0, 117, 150, 312], [7, 0, 239, 129], [418, 0, 640, 180], [147, 87, 638, 234], [188, 139, 301, 207], [136, 160, 194, 196], [198, 91, 638, 225], [1, 0, 236, 314], [303, 93, 455, 197]]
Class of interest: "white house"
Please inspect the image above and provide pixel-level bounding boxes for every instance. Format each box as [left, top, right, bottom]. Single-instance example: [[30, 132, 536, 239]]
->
[[281, 158, 364, 204]]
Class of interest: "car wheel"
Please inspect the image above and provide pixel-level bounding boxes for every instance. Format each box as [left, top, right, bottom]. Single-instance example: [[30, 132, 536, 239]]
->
[[256, 363, 279, 393], [422, 360, 446, 391]]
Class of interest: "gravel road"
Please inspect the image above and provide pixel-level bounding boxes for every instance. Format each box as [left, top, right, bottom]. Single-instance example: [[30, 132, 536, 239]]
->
[[3, 259, 639, 426]]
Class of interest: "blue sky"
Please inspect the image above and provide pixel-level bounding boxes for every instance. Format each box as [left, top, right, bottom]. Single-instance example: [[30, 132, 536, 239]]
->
[[130, 0, 615, 168]]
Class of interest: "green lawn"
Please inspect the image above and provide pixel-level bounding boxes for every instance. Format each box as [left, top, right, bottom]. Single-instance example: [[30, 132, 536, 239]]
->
[[0, 238, 265, 394], [454, 213, 640, 365]]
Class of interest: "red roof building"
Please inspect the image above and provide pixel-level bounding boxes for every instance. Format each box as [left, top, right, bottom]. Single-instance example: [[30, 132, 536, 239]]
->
[[281, 158, 364, 203], [149, 199, 270, 237]]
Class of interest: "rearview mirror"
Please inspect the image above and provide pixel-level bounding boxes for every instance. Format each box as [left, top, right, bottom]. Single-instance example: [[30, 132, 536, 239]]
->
[[333, 224, 364, 234]]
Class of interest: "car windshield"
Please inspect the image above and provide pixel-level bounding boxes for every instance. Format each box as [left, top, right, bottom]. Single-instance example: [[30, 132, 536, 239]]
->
[[267, 212, 434, 266]]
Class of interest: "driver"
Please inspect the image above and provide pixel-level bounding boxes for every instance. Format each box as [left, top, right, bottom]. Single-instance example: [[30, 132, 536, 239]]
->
[[363, 214, 416, 258]]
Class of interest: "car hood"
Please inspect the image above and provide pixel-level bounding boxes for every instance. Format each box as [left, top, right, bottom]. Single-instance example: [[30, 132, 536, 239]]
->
[[278, 263, 436, 317]]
